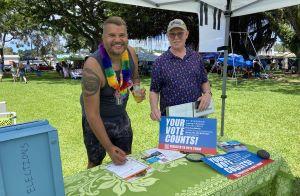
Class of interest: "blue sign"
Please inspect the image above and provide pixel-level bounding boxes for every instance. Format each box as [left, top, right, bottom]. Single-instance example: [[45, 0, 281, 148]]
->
[[159, 116, 217, 154], [202, 151, 274, 179]]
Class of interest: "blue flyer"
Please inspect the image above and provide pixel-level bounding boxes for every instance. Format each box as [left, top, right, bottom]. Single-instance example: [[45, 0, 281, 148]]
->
[[201, 151, 274, 179], [217, 140, 248, 152], [159, 116, 217, 154]]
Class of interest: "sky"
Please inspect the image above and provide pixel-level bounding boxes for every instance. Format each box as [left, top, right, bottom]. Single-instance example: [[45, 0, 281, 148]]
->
[[5, 35, 67, 53], [6, 42, 31, 52]]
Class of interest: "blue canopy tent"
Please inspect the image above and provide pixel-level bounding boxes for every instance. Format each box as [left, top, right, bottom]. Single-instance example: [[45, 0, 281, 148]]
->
[[218, 54, 252, 67]]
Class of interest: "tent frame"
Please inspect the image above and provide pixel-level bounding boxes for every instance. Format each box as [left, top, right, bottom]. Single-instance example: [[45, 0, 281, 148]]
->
[[219, 0, 231, 136]]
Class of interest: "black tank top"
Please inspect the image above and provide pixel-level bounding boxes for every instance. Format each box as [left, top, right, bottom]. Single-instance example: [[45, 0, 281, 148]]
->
[[80, 48, 135, 117]]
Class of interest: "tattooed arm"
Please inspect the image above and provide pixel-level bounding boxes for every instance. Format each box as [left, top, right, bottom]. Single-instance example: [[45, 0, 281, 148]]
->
[[82, 57, 126, 165]]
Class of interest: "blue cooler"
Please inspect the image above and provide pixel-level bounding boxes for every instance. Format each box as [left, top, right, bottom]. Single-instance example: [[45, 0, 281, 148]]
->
[[0, 120, 65, 196]]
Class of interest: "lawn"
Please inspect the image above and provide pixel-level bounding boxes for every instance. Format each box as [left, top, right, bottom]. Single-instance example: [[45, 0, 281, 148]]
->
[[0, 71, 299, 183]]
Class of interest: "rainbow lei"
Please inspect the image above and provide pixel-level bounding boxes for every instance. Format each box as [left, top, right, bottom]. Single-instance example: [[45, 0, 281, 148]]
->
[[99, 44, 132, 96]]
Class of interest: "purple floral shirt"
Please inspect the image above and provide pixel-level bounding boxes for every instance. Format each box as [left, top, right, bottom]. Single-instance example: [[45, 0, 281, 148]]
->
[[150, 47, 208, 115]]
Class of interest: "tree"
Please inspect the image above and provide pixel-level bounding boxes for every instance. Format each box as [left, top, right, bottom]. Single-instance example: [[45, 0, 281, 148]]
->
[[230, 5, 300, 73], [273, 42, 287, 53], [18, 0, 198, 52], [3, 47, 13, 55], [29, 31, 61, 65], [265, 5, 300, 73], [0, 0, 39, 63], [230, 13, 276, 59], [18, 0, 108, 52], [0, 0, 17, 63], [18, 49, 34, 61], [106, 4, 198, 49]]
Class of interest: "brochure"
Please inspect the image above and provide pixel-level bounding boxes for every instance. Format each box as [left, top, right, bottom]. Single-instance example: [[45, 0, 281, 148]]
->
[[105, 157, 150, 180], [218, 140, 248, 152], [166, 100, 214, 118], [201, 151, 273, 179], [142, 148, 186, 164], [159, 116, 217, 154]]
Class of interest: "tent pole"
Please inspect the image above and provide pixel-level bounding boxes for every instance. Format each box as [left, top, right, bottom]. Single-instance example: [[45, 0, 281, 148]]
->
[[220, 0, 232, 137]]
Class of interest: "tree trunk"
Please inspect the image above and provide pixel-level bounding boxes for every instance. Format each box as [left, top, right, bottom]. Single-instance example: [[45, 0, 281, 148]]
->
[[0, 34, 6, 65], [0, 47, 3, 65], [297, 50, 300, 74]]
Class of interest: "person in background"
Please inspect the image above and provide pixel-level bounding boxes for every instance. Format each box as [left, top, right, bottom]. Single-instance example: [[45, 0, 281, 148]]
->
[[10, 61, 18, 83], [62, 61, 69, 78], [150, 19, 212, 121], [253, 59, 261, 78], [17, 63, 28, 83], [80, 16, 145, 168], [26, 60, 31, 73], [265, 57, 271, 73], [56, 62, 63, 76], [0, 61, 3, 82], [283, 57, 289, 73]]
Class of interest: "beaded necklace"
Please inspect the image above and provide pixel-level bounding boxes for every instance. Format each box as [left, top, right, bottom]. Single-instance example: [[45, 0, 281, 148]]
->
[[99, 44, 132, 98]]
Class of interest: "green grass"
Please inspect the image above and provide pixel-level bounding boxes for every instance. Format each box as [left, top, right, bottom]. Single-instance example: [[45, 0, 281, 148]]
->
[[0, 71, 299, 182]]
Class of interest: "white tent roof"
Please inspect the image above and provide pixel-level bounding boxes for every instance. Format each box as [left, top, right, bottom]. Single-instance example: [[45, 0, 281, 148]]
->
[[104, 0, 300, 16]]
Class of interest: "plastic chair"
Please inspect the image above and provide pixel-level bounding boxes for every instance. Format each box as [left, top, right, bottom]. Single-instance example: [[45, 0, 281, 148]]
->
[[0, 101, 17, 126], [0, 101, 6, 113]]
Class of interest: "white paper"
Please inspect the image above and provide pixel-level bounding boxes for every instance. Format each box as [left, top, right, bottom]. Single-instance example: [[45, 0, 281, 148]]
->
[[167, 100, 214, 118], [167, 102, 194, 117], [144, 148, 186, 164], [106, 157, 149, 179]]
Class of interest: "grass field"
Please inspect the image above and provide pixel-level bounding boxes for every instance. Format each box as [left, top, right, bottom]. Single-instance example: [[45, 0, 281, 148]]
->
[[0, 71, 299, 184]]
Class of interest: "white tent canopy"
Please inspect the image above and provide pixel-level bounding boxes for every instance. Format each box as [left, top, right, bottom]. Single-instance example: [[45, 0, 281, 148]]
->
[[104, 0, 299, 16], [103, 0, 300, 135]]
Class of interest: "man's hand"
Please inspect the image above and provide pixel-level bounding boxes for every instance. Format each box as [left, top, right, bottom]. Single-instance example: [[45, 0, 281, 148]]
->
[[150, 108, 161, 121], [107, 145, 127, 165], [197, 93, 211, 111], [132, 87, 146, 103]]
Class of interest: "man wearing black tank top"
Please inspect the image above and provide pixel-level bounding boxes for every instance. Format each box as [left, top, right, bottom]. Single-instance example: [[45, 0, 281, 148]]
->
[[81, 16, 145, 168]]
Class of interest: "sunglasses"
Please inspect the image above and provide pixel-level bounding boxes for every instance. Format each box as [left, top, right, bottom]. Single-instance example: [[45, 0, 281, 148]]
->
[[168, 31, 185, 39]]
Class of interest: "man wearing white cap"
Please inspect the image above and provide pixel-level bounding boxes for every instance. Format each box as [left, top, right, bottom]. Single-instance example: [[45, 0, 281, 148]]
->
[[150, 19, 212, 121]]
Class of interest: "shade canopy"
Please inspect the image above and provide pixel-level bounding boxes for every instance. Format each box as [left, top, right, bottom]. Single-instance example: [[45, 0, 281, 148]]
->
[[103, 0, 299, 16], [56, 54, 86, 61]]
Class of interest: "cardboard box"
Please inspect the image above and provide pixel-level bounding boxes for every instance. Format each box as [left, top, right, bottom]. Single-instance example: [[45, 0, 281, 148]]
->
[[0, 120, 65, 196]]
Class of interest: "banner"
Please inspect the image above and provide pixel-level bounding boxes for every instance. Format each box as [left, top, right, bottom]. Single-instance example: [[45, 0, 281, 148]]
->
[[159, 116, 217, 154]]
